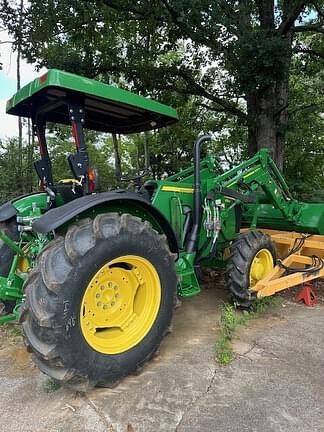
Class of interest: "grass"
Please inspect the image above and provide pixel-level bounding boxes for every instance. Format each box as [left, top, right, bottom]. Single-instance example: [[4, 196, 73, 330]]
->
[[43, 379, 61, 393], [215, 296, 282, 366], [0, 323, 22, 340]]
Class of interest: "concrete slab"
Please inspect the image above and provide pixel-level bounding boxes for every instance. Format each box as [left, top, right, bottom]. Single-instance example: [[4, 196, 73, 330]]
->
[[0, 285, 324, 432], [177, 302, 324, 432]]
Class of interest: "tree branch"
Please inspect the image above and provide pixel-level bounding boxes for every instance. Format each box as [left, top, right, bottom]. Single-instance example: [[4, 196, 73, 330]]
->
[[294, 47, 324, 59], [96, 61, 247, 120], [278, 1, 307, 34], [159, 0, 218, 48], [293, 23, 324, 33], [289, 103, 319, 115], [101, 0, 146, 18], [196, 102, 230, 114], [219, 1, 239, 24], [178, 69, 247, 120]]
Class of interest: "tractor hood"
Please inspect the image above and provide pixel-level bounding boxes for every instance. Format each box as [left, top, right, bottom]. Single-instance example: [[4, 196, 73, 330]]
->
[[6, 69, 178, 134]]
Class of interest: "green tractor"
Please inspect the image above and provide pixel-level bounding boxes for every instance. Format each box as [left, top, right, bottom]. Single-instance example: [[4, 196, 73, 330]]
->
[[1, 69, 324, 390]]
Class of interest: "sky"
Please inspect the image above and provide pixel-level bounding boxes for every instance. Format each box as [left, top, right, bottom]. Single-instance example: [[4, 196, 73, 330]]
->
[[0, 30, 46, 140]]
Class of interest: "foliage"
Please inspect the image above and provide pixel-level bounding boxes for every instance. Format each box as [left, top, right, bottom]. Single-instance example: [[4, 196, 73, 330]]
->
[[0, 1, 323, 199], [43, 379, 61, 393], [215, 297, 282, 366], [285, 33, 324, 200], [47, 133, 118, 190], [0, 137, 34, 203], [1, 0, 322, 168], [0, 132, 121, 204]]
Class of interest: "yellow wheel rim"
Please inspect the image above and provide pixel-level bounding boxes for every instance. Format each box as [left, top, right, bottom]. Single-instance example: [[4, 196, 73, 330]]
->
[[80, 255, 161, 354], [249, 249, 274, 287]]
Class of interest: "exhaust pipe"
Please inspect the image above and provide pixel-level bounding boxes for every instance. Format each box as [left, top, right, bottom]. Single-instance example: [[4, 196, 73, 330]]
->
[[185, 135, 212, 253]]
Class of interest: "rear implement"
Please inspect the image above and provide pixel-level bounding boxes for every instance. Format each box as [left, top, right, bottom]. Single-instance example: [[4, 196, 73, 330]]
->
[[250, 230, 324, 298]]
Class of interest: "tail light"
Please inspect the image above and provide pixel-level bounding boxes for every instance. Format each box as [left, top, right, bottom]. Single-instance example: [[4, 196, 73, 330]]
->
[[88, 167, 100, 193]]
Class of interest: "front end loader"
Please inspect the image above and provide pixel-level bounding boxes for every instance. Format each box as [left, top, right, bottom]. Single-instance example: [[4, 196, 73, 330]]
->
[[1, 69, 324, 390]]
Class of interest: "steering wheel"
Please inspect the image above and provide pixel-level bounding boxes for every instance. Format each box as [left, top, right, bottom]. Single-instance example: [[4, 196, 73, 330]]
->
[[120, 169, 151, 190]]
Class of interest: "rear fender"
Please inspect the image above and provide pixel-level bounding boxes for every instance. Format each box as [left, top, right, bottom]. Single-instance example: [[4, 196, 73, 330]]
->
[[32, 191, 179, 254]]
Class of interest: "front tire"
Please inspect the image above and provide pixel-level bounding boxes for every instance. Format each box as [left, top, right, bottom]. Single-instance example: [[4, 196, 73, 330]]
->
[[225, 230, 276, 308], [21, 213, 177, 390]]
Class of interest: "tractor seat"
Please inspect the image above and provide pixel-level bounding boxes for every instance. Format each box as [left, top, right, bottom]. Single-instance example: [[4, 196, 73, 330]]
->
[[54, 179, 84, 203]]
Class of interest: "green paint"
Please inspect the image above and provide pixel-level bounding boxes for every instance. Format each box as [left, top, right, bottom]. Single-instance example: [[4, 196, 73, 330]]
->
[[3, 70, 324, 319], [0, 193, 52, 323], [0, 231, 26, 257], [176, 253, 200, 297], [6, 69, 178, 134]]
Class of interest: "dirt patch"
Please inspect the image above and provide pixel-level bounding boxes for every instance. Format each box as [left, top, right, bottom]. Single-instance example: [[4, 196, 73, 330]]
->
[[0, 323, 37, 378]]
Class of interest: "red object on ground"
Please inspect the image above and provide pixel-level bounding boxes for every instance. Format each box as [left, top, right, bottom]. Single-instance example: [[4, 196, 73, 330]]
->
[[294, 282, 318, 306]]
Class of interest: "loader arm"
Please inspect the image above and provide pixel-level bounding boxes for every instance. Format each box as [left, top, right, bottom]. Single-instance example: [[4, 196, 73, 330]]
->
[[211, 148, 297, 222]]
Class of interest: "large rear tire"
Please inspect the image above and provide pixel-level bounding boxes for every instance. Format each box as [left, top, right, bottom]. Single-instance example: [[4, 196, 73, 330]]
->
[[225, 230, 276, 308], [21, 213, 177, 390]]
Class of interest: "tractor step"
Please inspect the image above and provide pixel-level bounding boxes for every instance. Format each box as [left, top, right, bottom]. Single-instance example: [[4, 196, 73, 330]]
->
[[0, 301, 22, 325], [0, 312, 17, 324]]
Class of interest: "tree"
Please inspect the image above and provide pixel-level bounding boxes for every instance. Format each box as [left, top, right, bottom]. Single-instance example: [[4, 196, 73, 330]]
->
[[0, 137, 37, 203], [284, 32, 324, 199], [1, 0, 323, 170]]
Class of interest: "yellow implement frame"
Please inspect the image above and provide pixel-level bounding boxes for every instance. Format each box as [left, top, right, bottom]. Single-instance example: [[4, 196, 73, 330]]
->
[[247, 230, 324, 298]]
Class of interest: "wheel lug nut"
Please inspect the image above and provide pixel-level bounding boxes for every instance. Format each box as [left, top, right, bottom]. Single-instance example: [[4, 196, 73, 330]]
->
[[103, 304, 108, 310], [115, 293, 119, 298], [111, 301, 115, 306], [97, 301, 102, 307], [96, 293, 100, 299], [108, 282, 113, 288], [100, 285, 104, 290], [114, 285, 118, 290]]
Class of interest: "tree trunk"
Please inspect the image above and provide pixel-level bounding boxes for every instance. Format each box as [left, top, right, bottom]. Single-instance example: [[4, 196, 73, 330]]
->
[[247, 83, 287, 171], [246, 92, 257, 156], [255, 85, 277, 160], [112, 133, 122, 181], [275, 82, 289, 171], [275, 31, 293, 172], [245, 0, 292, 171]]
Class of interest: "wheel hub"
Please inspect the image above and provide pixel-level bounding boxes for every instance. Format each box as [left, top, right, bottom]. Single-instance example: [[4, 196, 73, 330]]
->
[[80, 255, 161, 354], [249, 248, 274, 287]]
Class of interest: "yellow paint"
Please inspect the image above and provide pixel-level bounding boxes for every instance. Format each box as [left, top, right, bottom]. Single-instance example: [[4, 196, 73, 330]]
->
[[59, 178, 82, 186], [249, 248, 274, 287], [243, 168, 260, 180], [161, 186, 194, 193], [248, 230, 324, 298], [17, 256, 30, 273], [227, 181, 236, 188], [80, 255, 161, 354]]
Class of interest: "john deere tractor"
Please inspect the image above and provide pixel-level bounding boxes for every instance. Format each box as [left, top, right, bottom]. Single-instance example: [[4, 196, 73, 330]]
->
[[1, 69, 324, 389]]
